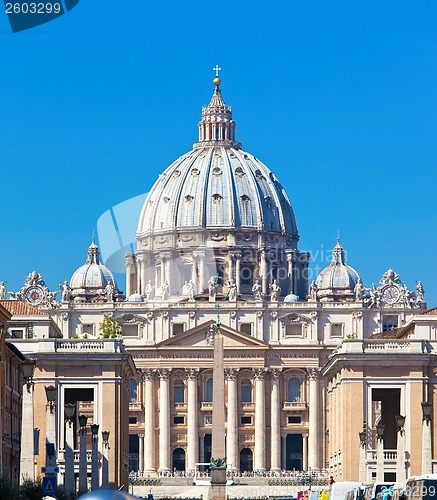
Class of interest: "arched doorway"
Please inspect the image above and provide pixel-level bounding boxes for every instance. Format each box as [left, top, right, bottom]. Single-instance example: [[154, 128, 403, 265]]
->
[[172, 447, 186, 472], [239, 448, 253, 472]]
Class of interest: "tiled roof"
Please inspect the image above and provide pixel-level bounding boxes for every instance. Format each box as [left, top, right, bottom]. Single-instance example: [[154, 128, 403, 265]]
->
[[0, 300, 45, 316], [422, 307, 437, 315], [368, 323, 415, 340]]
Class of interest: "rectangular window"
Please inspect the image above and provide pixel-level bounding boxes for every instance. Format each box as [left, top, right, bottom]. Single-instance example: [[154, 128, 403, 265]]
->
[[129, 417, 137, 424], [382, 315, 398, 332], [241, 416, 252, 425], [174, 385, 184, 403], [122, 324, 139, 337], [241, 384, 252, 403], [288, 416, 301, 424], [174, 416, 184, 425], [285, 324, 302, 337], [330, 323, 343, 338], [10, 329, 24, 339], [240, 323, 252, 335], [82, 324, 94, 336], [172, 323, 185, 336]]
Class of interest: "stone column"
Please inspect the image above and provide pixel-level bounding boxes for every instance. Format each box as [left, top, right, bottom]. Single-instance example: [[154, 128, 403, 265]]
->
[[199, 434, 205, 463], [396, 427, 406, 481], [91, 431, 99, 490], [422, 417, 432, 474], [307, 368, 320, 469], [138, 434, 145, 473], [186, 368, 199, 473], [136, 254, 143, 294], [225, 368, 239, 471], [235, 253, 242, 293], [20, 381, 35, 482], [45, 394, 56, 467], [376, 433, 384, 482], [158, 369, 171, 473], [228, 254, 235, 283], [64, 417, 75, 493], [79, 425, 87, 492], [143, 369, 156, 473], [260, 250, 268, 294], [281, 434, 287, 470], [194, 252, 205, 294], [125, 253, 135, 297], [271, 369, 282, 471], [302, 433, 309, 471], [253, 368, 266, 471], [286, 251, 294, 294]]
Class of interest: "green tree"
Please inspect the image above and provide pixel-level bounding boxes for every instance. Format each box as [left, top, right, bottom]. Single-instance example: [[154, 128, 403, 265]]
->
[[99, 315, 122, 338]]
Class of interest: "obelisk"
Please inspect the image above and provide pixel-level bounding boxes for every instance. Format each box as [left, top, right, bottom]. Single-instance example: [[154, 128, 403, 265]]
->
[[210, 313, 227, 500]]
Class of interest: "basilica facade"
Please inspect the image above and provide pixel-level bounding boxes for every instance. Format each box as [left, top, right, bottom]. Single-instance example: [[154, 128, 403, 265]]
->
[[4, 76, 437, 488]]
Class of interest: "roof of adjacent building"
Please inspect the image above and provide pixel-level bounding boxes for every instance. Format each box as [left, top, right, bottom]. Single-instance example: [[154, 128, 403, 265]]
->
[[0, 300, 45, 316], [368, 323, 415, 339]]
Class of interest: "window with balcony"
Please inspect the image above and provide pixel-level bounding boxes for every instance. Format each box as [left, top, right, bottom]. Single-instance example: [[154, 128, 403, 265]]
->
[[205, 377, 213, 402], [174, 381, 185, 403], [288, 377, 301, 402], [129, 379, 138, 403], [241, 380, 252, 403]]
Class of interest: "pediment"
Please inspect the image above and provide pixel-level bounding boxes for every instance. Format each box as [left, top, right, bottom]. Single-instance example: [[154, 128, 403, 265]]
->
[[157, 320, 268, 349], [279, 312, 312, 324]]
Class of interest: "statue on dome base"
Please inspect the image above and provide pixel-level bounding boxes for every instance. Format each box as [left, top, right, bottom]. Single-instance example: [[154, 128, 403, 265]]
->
[[105, 280, 115, 302], [208, 276, 218, 301], [226, 279, 237, 301], [162, 281, 170, 300], [270, 280, 281, 302], [252, 279, 262, 300], [354, 277, 365, 302], [308, 281, 317, 301], [0, 282, 6, 300], [416, 281, 425, 304], [60, 281, 71, 302], [185, 279, 196, 301], [145, 280, 155, 301]]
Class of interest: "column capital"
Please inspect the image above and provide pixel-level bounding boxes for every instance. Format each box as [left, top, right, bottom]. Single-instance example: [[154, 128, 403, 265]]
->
[[225, 367, 240, 380], [138, 433, 144, 438], [125, 253, 135, 267], [142, 368, 155, 381], [185, 368, 200, 380], [270, 368, 283, 380], [253, 367, 267, 380], [307, 368, 320, 381], [158, 368, 172, 380]]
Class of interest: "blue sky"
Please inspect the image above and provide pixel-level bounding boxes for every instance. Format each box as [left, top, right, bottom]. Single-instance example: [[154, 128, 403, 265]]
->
[[1, 1, 436, 304]]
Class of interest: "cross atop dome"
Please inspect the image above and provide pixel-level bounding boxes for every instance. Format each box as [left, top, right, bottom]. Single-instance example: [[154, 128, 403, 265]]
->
[[213, 64, 222, 87]]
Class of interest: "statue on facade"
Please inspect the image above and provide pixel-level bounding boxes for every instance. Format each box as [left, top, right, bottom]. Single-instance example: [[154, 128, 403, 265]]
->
[[186, 279, 196, 301], [105, 280, 114, 302], [251, 279, 262, 300], [25, 271, 44, 286], [145, 280, 155, 301], [162, 281, 170, 300], [226, 278, 237, 301], [269, 279, 281, 301], [60, 281, 71, 302], [208, 276, 218, 298], [308, 280, 317, 300], [354, 277, 365, 301], [46, 291, 59, 309], [368, 284, 381, 308], [401, 283, 413, 309], [0, 282, 6, 300], [416, 281, 425, 304]]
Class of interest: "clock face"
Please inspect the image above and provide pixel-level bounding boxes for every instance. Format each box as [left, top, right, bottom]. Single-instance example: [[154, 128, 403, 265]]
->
[[25, 286, 44, 305], [382, 285, 400, 304]]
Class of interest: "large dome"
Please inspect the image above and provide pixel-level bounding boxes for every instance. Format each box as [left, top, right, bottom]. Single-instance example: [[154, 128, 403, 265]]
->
[[137, 81, 298, 243], [137, 146, 298, 236]]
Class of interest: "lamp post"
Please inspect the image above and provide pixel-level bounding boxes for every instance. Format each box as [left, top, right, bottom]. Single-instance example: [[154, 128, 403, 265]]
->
[[359, 430, 367, 483], [64, 403, 76, 493], [20, 359, 36, 482], [101, 431, 110, 489], [91, 423, 99, 490], [45, 385, 57, 467], [422, 402, 432, 474], [395, 415, 406, 481], [78, 415, 88, 492], [376, 423, 385, 482]]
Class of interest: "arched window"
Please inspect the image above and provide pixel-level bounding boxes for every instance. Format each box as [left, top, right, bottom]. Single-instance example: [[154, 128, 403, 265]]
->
[[205, 377, 213, 402], [174, 380, 185, 403], [288, 377, 301, 402], [241, 379, 252, 403], [129, 379, 138, 403]]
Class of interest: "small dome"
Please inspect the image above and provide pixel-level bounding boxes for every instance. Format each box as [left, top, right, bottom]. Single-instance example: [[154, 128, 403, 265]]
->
[[284, 293, 300, 303], [127, 292, 143, 302], [315, 239, 360, 301], [70, 239, 119, 302]]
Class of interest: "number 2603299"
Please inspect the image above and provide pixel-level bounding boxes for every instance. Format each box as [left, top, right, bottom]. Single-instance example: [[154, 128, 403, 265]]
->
[[5, 3, 62, 14]]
